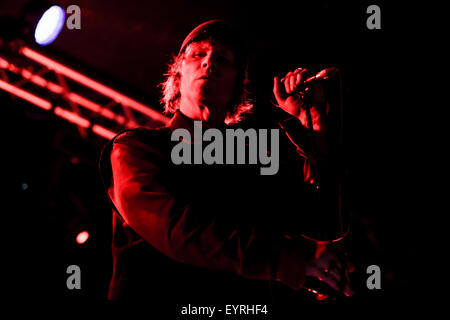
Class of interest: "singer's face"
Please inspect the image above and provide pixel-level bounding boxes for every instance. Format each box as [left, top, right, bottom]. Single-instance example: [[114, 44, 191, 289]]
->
[[179, 39, 237, 113]]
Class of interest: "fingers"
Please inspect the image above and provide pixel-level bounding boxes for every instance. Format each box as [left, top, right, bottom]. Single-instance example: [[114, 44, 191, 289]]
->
[[318, 263, 355, 297], [316, 268, 341, 293], [284, 71, 294, 94], [308, 244, 356, 296], [288, 71, 296, 94], [282, 68, 308, 94], [281, 72, 292, 94], [326, 267, 342, 284]]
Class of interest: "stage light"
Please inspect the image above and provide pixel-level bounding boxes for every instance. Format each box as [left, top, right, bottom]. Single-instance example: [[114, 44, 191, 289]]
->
[[34, 5, 65, 46], [76, 231, 89, 245]]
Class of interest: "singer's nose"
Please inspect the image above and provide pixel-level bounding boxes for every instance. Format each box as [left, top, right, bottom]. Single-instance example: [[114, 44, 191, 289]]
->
[[202, 54, 216, 73]]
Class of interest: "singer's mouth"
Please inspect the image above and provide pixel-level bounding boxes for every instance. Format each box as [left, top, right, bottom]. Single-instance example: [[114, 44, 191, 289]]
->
[[198, 73, 217, 80]]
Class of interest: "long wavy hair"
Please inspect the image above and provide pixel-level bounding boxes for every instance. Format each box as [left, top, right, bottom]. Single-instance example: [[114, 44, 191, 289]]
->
[[159, 50, 253, 125]]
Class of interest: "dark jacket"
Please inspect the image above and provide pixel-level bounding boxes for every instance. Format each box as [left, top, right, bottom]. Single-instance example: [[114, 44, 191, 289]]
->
[[99, 111, 328, 304]]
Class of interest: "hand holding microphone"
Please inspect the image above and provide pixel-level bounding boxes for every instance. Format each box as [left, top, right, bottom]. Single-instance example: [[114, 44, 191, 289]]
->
[[273, 67, 336, 132]]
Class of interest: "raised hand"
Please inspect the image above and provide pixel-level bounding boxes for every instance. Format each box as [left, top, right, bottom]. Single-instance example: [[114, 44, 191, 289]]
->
[[273, 68, 328, 132]]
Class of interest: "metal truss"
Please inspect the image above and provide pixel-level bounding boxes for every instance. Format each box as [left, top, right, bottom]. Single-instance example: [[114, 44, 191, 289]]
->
[[0, 43, 169, 140]]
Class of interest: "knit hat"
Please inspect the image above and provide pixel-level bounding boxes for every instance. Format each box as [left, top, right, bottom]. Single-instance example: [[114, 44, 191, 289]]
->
[[178, 20, 248, 73]]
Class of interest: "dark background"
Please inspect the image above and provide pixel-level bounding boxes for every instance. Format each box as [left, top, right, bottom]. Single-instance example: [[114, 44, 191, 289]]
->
[[1, 0, 425, 307]]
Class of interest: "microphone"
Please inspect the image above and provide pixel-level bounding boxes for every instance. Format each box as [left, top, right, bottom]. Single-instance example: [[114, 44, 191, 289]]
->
[[304, 67, 338, 84], [281, 67, 338, 86]]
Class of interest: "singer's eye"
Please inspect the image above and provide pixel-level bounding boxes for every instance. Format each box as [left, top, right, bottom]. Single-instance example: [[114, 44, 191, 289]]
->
[[192, 51, 206, 58]]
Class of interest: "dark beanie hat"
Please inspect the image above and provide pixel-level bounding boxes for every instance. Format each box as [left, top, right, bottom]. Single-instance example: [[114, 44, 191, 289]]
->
[[178, 20, 247, 72]]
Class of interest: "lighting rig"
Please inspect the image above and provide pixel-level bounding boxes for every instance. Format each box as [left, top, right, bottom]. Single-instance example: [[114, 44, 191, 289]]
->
[[0, 4, 169, 141]]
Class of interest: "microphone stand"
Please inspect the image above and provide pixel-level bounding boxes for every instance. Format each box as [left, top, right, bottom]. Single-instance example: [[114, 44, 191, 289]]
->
[[303, 67, 345, 241], [302, 68, 350, 300]]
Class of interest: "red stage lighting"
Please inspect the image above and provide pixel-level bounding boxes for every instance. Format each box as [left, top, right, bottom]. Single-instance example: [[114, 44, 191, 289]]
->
[[0, 79, 52, 110], [76, 231, 89, 245]]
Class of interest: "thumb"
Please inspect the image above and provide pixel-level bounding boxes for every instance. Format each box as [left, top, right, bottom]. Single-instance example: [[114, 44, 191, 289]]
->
[[273, 76, 284, 105]]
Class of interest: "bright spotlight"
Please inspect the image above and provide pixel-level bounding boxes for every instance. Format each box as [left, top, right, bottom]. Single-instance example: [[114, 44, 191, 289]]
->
[[34, 5, 65, 46], [76, 230, 89, 245]]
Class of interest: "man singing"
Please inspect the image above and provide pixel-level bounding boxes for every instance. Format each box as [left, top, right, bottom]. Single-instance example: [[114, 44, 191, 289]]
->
[[99, 20, 353, 305]]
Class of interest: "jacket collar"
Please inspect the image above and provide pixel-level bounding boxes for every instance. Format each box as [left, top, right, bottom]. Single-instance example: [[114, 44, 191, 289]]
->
[[167, 110, 227, 136]]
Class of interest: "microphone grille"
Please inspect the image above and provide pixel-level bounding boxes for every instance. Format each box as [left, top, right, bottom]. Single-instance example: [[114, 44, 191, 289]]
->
[[316, 67, 338, 79]]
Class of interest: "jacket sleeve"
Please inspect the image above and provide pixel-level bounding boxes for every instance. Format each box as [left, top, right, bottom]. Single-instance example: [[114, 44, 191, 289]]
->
[[108, 131, 316, 291]]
